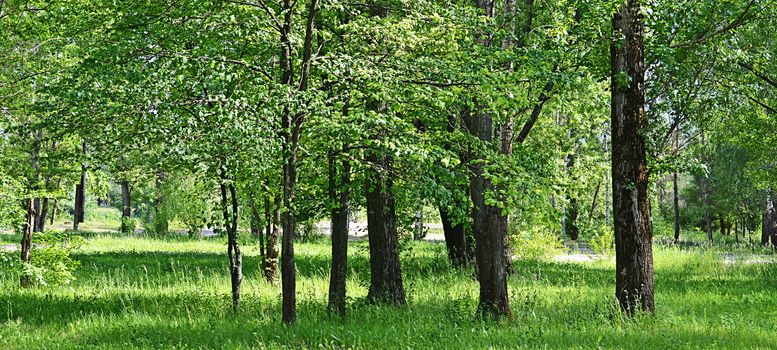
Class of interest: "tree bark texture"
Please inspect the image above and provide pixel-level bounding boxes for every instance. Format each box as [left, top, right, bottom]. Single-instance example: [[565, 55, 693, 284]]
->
[[121, 180, 132, 234], [328, 152, 351, 316], [611, 0, 655, 314], [365, 147, 406, 305]]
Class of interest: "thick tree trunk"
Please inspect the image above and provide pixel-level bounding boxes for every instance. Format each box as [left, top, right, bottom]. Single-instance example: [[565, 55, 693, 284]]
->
[[611, 0, 654, 314], [440, 207, 468, 268], [466, 0, 511, 319], [328, 152, 351, 316], [153, 171, 168, 236], [467, 104, 511, 319], [220, 178, 242, 311], [120, 180, 132, 234], [498, 121, 515, 274], [365, 149, 406, 305], [263, 195, 281, 282], [673, 171, 680, 243]]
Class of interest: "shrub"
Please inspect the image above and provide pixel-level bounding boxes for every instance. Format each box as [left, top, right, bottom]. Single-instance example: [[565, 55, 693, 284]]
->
[[510, 227, 566, 260], [590, 224, 614, 255], [1, 230, 84, 286]]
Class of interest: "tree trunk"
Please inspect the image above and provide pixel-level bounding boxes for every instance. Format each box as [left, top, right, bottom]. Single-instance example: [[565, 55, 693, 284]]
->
[[74, 141, 87, 231], [120, 180, 132, 234], [466, 0, 511, 319], [610, 0, 654, 314], [439, 113, 470, 268], [220, 177, 242, 312], [33, 198, 42, 232], [38, 173, 51, 231], [50, 199, 57, 225], [328, 152, 351, 316], [19, 198, 35, 288], [365, 147, 406, 305], [263, 195, 281, 282], [564, 129, 579, 241], [39, 197, 48, 232], [467, 103, 511, 319], [277, 0, 319, 325], [30, 130, 42, 233], [440, 207, 468, 268], [673, 171, 680, 243]]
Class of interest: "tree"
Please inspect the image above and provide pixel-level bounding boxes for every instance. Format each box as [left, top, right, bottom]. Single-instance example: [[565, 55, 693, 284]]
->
[[610, 0, 655, 313]]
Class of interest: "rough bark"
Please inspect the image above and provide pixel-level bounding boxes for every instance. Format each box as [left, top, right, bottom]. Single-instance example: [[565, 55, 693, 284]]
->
[[120, 180, 132, 234], [467, 104, 511, 318], [611, 0, 654, 313], [365, 147, 406, 305], [468, 0, 511, 319], [328, 152, 351, 316]]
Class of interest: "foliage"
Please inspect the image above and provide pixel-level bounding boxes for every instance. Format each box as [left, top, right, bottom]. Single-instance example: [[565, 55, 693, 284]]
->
[[590, 224, 615, 256], [509, 225, 565, 260], [1, 230, 83, 286]]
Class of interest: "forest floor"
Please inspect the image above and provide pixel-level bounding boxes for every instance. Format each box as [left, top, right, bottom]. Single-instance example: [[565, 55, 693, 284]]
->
[[1, 233, 776, 349]]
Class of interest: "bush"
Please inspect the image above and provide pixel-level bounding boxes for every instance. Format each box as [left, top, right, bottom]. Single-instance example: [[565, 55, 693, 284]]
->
[[0, 230, 83, 286], [510, 227, 565, 260], [590, 224, 614, 255]]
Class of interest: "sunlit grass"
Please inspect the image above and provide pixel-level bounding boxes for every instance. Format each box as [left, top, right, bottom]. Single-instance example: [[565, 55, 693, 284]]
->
[[1, 234, 775, 349]]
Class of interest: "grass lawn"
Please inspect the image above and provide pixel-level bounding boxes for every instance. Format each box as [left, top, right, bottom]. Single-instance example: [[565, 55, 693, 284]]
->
[[1, 234, 775, 349]]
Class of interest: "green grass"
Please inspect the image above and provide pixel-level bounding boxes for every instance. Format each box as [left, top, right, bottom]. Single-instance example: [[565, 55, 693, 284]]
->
[[1, 234, 776, 349]]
